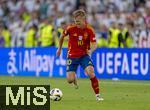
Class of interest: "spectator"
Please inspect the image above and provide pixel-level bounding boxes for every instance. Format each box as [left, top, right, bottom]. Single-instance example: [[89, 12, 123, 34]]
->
[[0, 0, 149, 48], [0, 24, 5, 47]]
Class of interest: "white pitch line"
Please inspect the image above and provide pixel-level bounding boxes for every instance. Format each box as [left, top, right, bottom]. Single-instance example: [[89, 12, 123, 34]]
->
[[102, 80, 150, 86]]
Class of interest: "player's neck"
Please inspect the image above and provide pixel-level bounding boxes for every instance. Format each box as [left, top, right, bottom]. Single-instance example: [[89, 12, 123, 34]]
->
[[77, 24, 86, 29]]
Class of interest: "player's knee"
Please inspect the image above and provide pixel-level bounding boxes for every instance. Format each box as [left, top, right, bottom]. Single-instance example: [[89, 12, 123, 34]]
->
[[67, 72, 75, 84], [86, 66, 94, 74], [67, 79, 74, 84], [88, 68, 94, 74], [85, 66, 95, 78]]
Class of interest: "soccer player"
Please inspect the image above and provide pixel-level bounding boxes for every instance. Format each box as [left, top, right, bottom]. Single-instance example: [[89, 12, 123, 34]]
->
[[56, 9, 104, 101]]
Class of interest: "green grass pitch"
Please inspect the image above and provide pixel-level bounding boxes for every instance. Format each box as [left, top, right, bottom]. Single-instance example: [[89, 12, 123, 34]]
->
[[0, 76, 150, 110]]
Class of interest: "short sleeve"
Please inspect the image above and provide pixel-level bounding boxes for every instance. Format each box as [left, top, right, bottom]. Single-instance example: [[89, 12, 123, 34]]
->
[[62, 25, 70, 36]]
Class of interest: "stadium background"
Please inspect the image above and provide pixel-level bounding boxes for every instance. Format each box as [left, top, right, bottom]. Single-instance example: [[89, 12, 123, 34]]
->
[[0, 0, 150, 110], [0, 0, 149, 48]]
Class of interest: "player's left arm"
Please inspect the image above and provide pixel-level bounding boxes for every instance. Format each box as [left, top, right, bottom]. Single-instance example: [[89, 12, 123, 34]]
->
[[90, 42, 97, 53], [87, 41, 97, 56], [87, 27, 97, 55], [56, 26, 69, 57]]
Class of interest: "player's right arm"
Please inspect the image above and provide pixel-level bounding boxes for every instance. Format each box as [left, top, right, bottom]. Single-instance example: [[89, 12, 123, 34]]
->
[[56, 34, 65, 57], [56, 26, 69, 57]]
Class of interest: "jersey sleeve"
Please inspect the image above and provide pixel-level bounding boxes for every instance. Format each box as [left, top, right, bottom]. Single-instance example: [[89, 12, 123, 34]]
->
[[89, 27, 96, 42], [62, 25, 71, 36], [63, 29, 68, 36]]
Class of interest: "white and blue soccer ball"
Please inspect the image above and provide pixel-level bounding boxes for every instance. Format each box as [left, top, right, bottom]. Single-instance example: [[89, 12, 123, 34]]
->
[[50, 88, 63, 101]]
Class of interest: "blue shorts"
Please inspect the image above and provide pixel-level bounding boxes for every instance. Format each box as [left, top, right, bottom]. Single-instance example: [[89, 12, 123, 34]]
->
[[66, 55, 94, 72]]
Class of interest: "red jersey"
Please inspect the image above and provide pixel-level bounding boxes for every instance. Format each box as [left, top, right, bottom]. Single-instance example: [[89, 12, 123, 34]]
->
[[63, 24, 96, 58]]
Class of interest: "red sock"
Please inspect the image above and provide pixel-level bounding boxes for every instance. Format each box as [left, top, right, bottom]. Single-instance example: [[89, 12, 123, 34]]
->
[[90, 76, 99, 94]]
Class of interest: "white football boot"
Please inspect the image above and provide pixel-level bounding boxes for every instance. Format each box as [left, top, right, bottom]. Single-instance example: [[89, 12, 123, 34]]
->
[[96, 94, 104, 101]]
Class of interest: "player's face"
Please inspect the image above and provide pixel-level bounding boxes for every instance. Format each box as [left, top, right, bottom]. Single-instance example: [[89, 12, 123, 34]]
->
[[74, 15, 85, 27]]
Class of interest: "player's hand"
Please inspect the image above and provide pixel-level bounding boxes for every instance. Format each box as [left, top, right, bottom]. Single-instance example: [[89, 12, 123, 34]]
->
[[56, 49, 61, 57]]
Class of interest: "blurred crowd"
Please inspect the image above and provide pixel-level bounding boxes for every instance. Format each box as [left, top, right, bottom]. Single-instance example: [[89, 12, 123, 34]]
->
[[0, 0, 149, 48]]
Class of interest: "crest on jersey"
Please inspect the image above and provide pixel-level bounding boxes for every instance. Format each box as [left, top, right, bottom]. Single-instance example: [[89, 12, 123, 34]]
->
[[78, 36, 83, 40]]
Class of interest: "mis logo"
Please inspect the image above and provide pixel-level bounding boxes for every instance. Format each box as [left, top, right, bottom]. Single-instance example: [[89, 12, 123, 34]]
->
[[0, 85, 50, 110]]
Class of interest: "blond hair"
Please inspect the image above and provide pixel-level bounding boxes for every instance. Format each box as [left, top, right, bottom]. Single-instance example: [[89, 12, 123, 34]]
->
[[73, 9, 86, 18]]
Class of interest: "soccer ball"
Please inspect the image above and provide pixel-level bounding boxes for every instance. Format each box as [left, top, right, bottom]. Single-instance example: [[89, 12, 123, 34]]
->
[[50, 88, 63, 101]]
